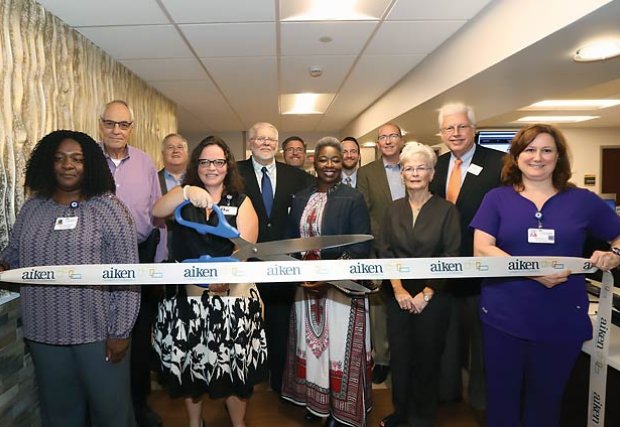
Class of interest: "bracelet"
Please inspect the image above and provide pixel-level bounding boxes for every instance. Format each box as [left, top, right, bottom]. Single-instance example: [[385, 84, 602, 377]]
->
[[183, 185, 190, 201], [611, 247, 620, 257]]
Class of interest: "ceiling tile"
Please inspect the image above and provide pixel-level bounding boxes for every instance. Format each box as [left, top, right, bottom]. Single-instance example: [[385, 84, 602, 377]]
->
[[121, 58, 206, 81], [200, 57, 279, 126], [318, 54, 425, 130], [36, 0, 169, 26], [77, 25, 193, 59], [149, 80, 243, 131], [280, 55, 356, 92], [365, 21, 466, 55], [281, 21, 378, 56], [278, 115, 324, 133], [387, 0, 493, 20], [161, 0, 275, 23], [181, 23, 276, 57]]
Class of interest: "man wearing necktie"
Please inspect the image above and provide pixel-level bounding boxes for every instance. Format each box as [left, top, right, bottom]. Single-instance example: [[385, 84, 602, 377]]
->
[[237, 122, 314, 394], [341, 136, 361, 188], [429, 103, 504, 416]]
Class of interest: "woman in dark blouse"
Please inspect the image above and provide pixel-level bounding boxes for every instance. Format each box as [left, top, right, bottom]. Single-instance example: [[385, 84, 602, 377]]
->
[[377, 142, 460, 427]]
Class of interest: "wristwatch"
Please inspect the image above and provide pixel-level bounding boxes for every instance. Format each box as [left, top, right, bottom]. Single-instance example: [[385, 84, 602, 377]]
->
[[612, 247, 620, 257], [422, 290, 433, 302]]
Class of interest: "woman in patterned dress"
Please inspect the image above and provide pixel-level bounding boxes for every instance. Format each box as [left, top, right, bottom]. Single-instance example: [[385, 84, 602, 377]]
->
[[152, 136, 268, 427], [281, 137, 372, 427]]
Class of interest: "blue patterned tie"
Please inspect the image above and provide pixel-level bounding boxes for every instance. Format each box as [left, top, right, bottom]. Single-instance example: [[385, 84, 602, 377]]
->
[[261, 166, 273, 216]]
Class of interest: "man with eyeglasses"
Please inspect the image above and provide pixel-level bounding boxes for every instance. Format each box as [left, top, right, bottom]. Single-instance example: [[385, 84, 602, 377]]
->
[[430, 102, 504, 416], [341, 136, 361, 187], [99, 99, 166, 427], [282, 136, 307, 169], [357, 123, 406, 385], [237, 122, 314, 394]]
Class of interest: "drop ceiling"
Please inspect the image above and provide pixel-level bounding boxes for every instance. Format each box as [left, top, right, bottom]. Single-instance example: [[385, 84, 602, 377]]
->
[[35, 0, 620, 145]]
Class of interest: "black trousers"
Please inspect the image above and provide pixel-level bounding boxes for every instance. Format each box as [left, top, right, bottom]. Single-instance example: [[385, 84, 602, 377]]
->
[[386, 292, 451, 427], [257, 283, 297, 394], [131, 230, 161, 410]]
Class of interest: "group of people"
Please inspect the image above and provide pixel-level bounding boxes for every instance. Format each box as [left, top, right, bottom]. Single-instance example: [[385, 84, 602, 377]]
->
[[1, 99, 620, 427]]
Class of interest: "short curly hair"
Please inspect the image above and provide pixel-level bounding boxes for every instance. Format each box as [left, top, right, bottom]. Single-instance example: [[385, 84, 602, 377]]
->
[[501, 123, 574, 192], [25, 130, 115, 199], [183, 136, 244, 196]]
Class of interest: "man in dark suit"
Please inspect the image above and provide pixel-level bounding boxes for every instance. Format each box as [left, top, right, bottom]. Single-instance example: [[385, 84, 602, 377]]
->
[[429, 103, 504, 413], [357, 123, 406, 384], [237, 122, 314, 394], [157, 133, 188, 259]]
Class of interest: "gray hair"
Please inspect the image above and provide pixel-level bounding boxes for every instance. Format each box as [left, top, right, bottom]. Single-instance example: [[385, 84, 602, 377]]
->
[[314, 136, 342, 157], [100, 100, 135, 121], [248, 122, 279, 141], [400, 142, 437, 167], [437, 102, 476, 128], [161, 133, 188, 150]]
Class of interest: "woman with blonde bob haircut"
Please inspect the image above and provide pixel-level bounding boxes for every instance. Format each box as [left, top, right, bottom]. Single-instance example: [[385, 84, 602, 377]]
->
[[377, 142, 461, 427]]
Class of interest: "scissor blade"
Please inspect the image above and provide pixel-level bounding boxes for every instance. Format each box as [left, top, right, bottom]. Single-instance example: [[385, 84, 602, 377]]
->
[[233, 234, 373, 260], [328, 280, 378, 295]]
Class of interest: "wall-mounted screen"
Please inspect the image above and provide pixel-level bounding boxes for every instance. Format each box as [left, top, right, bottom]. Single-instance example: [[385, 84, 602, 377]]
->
[[476, 130, 518, 153]]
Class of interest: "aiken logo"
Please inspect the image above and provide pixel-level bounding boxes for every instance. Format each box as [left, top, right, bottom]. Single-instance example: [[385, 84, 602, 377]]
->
[[349, 262, 383, 274], [267, 265, 301, 276], [508, 259, 540, 271], [21, 269, 55, 280], [102, 267, 136, 280], [429, 261, 463, 272], [183, 266, 218, 278]]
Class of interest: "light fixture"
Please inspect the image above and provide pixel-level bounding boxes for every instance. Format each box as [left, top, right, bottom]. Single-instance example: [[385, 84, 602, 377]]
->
[[574, 40, 620, 62], [280, 93, 335, 115], [514, 115, 599, 123], [522, 99, 620, 110], [281, 0, 387, 21]]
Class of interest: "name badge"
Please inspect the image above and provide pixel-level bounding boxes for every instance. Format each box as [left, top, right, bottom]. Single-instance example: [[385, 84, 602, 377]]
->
[[467, 163, 483, 176], [54, 216, 78, 230], [220, 205, 238, 216], [528, 228, 555, 244]]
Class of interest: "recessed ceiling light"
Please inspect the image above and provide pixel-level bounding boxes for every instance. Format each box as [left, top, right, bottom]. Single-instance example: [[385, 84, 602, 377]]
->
[[574, 40, 620, 62], [282, 0, 383, 21], [522, 99, 620, 110], [280, 93, 335, 115], [514, 115, 599, 123]]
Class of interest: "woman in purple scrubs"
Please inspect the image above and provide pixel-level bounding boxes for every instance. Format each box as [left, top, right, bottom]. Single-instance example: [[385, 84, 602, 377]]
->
[[471, 124, 620, 426]]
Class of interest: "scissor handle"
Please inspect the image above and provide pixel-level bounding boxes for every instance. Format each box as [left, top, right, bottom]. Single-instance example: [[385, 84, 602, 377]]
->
[[174, 200, 240, 239]]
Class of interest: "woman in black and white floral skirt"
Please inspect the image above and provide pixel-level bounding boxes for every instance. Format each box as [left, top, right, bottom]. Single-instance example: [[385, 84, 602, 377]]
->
[[152, 136, 268, 427]]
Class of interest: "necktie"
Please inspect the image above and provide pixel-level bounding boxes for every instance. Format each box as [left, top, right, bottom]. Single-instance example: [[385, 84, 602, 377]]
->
[[344, 176, 352, 187], [446, 158, 463, 203], [261, 166, 273, 216]]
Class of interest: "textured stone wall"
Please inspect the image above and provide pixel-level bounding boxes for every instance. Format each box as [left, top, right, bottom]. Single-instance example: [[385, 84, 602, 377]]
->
[[0, 0, 177, 424]]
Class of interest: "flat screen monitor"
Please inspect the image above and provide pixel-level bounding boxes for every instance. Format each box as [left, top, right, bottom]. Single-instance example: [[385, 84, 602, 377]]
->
[[476, 130, 517, 153]]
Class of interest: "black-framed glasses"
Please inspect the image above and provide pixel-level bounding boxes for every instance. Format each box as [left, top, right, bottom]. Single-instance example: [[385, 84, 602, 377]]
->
[[377, 133, 401, 142], [198, 158, 227, 168], [440, 124, 473, 134], [100, 118, 133, 130], [284, 147, 305, 154]]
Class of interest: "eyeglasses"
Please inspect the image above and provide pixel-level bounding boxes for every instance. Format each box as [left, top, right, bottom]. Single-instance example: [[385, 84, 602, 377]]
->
[[440, 124, 473, 134], [100, 118, 133, 130], [402, 166, 433, 174], [251, 136, 277, 144], [198, 159, 227, 168], [377, 133, 401, 142], [284, 147, 305, 154]]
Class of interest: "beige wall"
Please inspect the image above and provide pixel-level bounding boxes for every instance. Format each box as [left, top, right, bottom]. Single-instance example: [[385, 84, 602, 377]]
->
[[0, 0, 176, 242], [562, 127, 620, 195]]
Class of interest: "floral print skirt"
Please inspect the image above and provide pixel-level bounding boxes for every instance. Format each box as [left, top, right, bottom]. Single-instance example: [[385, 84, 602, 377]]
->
[[153, 284, 268, 399]]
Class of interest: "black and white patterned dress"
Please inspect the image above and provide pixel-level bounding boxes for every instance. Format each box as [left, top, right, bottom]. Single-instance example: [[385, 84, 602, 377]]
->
[[153, 193, 268, 399]]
